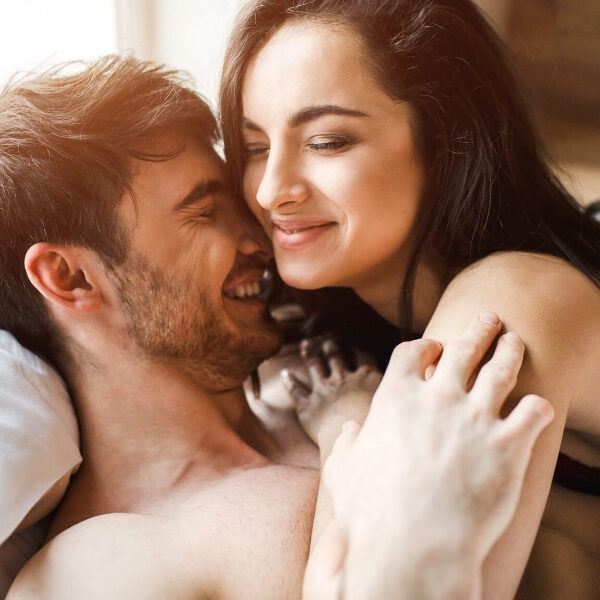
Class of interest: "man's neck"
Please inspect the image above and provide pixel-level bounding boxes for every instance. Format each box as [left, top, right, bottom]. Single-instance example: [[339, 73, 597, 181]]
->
[[51, 352, 276, 535]]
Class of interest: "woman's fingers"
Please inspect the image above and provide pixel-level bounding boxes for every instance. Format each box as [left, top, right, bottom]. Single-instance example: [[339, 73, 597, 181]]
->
[[433, 312, 502, 388], [500, 394, 555, 445], [300, 338, 328, 382], [470, 332, 524, 414], [322, 338, 347, 380], [281, 368, 312, 408]]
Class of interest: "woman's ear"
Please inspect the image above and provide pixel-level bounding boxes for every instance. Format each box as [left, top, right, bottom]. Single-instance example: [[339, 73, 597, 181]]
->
[[24, 243, 103, 313]]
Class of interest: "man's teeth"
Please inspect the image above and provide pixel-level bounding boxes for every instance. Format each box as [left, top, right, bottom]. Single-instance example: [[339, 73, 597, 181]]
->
[[225, 282, 262, 299]]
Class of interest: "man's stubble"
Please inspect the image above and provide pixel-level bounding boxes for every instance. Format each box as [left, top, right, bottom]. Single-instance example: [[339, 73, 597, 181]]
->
[[110, 251, 281, 391]]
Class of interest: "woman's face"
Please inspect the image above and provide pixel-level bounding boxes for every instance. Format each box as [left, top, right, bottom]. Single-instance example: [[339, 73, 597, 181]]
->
[[242, 21, 424, 293]]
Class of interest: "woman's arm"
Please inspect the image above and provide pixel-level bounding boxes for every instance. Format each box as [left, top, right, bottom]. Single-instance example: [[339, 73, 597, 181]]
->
[[423, 252, 600, 599], [299, 314, 554, 599]]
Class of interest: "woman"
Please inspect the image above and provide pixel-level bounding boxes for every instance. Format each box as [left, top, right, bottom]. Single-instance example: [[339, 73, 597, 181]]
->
[[219, 0, 600, 598]]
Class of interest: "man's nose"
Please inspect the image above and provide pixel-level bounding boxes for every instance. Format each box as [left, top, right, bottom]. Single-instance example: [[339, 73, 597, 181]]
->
[[235, 208, 273, 261], [255, 150, 309, 212]]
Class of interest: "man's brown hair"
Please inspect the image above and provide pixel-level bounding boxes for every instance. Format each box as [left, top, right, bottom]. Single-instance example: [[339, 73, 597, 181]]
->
[[0, 55, 217, 365]]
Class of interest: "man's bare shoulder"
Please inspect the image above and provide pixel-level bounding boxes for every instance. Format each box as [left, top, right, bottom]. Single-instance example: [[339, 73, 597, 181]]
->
[[9, 465, 319, 600], [7, 513, 206, 600]]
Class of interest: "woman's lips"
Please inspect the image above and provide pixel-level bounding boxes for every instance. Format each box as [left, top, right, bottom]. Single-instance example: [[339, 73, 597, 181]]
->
[[271, 220, 336, 250]]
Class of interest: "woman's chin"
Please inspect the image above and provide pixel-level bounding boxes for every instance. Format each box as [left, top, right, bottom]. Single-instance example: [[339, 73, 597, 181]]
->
[[277, 264, 337, 290]]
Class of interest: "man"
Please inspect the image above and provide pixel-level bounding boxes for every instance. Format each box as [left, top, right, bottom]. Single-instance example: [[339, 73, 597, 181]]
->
[[1, 56, 551, 599], [0, 56, 322, 598]]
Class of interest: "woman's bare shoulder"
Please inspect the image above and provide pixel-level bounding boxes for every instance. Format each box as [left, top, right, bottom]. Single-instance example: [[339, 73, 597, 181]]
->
[[448, 251, 595, 297], [426, 251, 600, 406], [436, 251, 599, 326]]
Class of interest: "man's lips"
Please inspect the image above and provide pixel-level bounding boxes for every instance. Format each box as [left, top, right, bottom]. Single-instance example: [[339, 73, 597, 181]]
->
[[271, 219, 336, 250]]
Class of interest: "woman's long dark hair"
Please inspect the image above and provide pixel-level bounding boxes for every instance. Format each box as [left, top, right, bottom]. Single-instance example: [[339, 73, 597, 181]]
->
[[220, 0, 600, 342]]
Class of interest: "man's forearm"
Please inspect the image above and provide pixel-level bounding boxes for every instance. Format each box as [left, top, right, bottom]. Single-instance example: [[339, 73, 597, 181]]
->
[[342, 520, 482, 600]]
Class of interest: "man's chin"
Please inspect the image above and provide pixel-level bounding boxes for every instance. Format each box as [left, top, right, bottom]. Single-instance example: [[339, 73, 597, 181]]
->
[[197, 322, 283, 392], [242, 317, 284, 366]]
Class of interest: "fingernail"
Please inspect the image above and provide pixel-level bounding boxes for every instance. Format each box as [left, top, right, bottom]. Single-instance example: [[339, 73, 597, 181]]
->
[[280, 368, 290, 378], [424, 364, 436, 380], [479, 312, 499, 325], [501, 332, 522, 346]]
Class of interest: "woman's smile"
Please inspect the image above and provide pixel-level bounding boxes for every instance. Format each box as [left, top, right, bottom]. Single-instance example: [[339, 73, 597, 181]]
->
[[271, 218, 337, 250]]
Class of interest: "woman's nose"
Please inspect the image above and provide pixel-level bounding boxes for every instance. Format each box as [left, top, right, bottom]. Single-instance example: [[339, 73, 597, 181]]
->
[[255, 153, 309, 211]]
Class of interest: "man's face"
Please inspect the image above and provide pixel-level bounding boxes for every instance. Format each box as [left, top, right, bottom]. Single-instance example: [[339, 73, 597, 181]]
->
[[111, 135, 282, 390]]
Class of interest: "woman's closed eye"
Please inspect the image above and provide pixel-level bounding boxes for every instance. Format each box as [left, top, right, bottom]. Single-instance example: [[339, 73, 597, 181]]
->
[[307, 134, 358, 153], [243, 133, 359, 159]]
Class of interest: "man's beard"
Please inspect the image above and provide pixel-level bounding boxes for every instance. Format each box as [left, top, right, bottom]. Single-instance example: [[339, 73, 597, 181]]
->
[[110, 252, 282, 390]]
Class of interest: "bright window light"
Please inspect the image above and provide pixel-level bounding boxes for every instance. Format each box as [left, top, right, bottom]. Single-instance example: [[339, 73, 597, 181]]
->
[[0, 0, 118, 87]]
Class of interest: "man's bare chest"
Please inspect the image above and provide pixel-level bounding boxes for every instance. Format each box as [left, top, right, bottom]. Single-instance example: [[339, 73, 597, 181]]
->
[[169, 464, 320, 600]]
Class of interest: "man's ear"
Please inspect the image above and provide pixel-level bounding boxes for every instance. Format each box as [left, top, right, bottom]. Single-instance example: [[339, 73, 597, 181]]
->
[[24, 243, 103, 313]]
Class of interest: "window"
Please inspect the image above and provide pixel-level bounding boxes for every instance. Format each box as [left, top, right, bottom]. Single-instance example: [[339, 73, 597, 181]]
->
[[0, 1, 118, 86]]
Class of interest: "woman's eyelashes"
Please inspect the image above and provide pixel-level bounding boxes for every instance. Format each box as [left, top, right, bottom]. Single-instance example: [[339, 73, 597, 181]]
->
[[307, 134, 358, 152], [243, 133, 359, 159]]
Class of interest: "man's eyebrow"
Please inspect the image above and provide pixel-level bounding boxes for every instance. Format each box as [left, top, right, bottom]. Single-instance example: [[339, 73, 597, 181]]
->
[[242, 105, 368, 133], [171, 179, 223, 213]]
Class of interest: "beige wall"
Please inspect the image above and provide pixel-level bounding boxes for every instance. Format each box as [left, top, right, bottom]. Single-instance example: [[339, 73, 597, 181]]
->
[[119, 0, 506, 104], [117, 0, 245, 105]]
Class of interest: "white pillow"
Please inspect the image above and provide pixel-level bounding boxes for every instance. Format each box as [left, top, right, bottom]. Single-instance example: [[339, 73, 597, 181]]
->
[[0, 330, 81, 594]]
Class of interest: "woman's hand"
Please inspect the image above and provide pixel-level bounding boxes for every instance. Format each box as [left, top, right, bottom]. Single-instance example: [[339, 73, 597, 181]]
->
[[322, 313, 555, 599], [280, 337, 382, 451], [244, 341, 310, 411]]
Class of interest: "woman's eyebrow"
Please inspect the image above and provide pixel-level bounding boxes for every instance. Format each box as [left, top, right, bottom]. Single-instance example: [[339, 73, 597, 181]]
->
[[288, 105, 368, 127], [242, 105, 368, 133]]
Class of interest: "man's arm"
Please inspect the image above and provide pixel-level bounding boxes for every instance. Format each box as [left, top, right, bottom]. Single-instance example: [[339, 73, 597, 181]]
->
[[302, 314, 553, 600]]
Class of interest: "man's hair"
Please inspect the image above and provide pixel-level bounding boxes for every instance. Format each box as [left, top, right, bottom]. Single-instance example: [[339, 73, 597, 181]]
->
[[0, 55, 218, 365]]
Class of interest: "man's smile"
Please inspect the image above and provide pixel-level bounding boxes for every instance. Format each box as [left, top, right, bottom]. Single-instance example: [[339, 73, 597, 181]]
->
[[223, 269, 273, 300]]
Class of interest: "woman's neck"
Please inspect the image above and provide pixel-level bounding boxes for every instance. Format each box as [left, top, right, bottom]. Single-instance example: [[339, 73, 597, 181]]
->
[[353, 259, 444, 331]]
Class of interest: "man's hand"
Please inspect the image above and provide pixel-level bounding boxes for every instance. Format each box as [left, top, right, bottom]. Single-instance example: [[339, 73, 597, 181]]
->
[[320, 314, 554, 599]]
